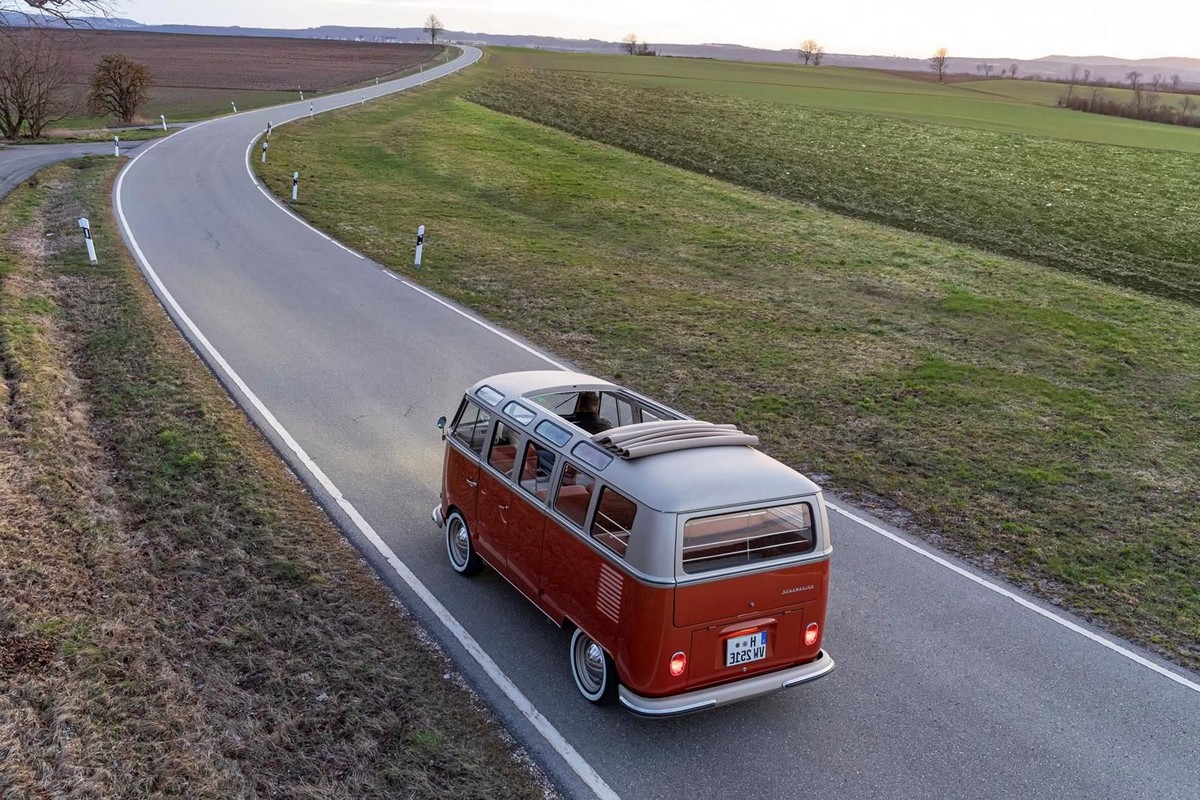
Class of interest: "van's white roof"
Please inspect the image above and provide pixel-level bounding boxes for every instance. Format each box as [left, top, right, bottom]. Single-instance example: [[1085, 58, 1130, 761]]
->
[[468, 371, 820, 513]]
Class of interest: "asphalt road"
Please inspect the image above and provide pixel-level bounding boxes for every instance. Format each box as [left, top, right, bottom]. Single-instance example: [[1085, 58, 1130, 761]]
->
[[0, 140, 143, 199], [112, 48, 1200, 800]]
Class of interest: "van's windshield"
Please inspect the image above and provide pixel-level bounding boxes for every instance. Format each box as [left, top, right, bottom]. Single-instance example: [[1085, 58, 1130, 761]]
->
[[681, 504, 816, 575]]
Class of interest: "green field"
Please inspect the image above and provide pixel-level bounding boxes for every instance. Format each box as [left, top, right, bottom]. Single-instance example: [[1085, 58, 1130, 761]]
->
[[489, 49, 1200, 152], [471, 68, 1200, 306], [256, 68, 1200, 671], [51, 86, 298, 132]]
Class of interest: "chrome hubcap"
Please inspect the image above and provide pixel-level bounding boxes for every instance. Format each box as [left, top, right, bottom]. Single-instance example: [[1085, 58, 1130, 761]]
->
[[450, 521, 469, 565], [580, 640, 606, 692]]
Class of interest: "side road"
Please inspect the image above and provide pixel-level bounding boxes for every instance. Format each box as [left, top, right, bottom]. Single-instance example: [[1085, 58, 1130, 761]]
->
[[0, 142, 143, 199]]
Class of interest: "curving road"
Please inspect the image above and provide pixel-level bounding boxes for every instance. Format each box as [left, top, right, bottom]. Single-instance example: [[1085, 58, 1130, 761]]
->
[[113, 47, 1200, 799]]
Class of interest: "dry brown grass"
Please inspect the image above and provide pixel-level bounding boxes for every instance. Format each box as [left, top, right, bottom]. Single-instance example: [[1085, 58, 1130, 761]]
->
[[0, 160, 553, 798]]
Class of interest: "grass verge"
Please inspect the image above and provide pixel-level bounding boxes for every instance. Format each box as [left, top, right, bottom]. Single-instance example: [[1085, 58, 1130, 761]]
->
[[256, 74, 1200, 672], [0, 158, 552, 798]]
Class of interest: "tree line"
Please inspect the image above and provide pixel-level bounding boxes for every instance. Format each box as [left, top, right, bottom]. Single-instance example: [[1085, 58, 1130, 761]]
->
[[1058, 67, 1200, 127]]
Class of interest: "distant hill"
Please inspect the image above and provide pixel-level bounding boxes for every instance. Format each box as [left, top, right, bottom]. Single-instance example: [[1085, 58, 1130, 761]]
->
[[4, 13, 1197, 86]]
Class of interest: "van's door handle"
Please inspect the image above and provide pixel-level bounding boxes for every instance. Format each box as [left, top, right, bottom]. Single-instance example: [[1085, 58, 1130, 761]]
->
[[466, 478, 478, 487]]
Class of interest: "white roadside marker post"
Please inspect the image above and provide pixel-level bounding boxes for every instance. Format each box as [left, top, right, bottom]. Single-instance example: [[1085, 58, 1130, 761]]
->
[[292, 172, 299, 203], [414, 225, 425, 268], [375, 77, 379, 85], [78, 218, 97, 265], [261, 139, 269, 163], [231, 101, 238, 113], [266, 121, 272, 136], [160, 114, 167, 131], [299, 88, 305, 100], [361, 95, 365, 105], [113, 135, 119, 157], [309, 102, 314, 118]]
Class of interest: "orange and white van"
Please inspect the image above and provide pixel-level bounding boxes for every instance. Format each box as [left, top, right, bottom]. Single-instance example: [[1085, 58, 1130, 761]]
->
[[434, 371, 834, 716]]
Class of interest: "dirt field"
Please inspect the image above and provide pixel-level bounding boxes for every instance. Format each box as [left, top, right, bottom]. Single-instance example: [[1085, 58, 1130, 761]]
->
[[15, 29, 441, 92]]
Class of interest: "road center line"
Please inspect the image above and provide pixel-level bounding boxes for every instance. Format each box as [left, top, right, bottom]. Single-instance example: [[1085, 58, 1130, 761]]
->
[[113, 49, 619, 800], [826, 502, 1200, 694]]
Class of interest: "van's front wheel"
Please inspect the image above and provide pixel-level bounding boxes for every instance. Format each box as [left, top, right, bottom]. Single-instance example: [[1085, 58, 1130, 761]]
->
[[445, 510, 483, 576], [570, 628, 617, 704]]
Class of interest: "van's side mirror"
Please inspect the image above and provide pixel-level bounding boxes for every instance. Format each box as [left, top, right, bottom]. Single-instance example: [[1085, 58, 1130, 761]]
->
[[436, 416, 447, 440]]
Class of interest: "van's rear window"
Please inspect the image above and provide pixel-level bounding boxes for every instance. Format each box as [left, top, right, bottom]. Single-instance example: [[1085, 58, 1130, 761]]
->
[[681, 504, 815, 575]]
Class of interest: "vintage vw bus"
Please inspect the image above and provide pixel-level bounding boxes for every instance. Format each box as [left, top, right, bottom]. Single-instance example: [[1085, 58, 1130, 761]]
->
[[434, 371, 834, 717]]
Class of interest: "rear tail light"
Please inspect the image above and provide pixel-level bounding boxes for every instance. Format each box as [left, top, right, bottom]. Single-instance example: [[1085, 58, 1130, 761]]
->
[[804, 622, 820, 647], [669, 651, 687, 677]]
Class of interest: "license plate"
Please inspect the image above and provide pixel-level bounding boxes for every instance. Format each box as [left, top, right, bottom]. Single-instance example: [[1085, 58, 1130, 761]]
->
[[725, 631, 768, 667]]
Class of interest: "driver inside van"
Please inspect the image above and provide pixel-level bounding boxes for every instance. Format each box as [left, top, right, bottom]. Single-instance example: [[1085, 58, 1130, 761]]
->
[[569, 391, 613, 435]]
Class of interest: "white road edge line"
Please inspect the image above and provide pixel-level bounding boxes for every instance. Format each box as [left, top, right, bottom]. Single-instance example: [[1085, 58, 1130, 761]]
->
[[826, 502, 1200, 694], [235, 47, 485, 264], [242, 137, 365, 260], [399, 279, 569, 371], [112, 52, 620, 800]]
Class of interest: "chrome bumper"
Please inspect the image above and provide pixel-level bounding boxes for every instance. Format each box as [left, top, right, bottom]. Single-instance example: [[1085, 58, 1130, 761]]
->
[[431, 504, 445, 528], [618, 650, 834, 718]]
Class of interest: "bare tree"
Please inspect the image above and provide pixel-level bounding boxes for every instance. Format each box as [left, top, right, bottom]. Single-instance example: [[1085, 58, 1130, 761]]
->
[[1083, 68, 1091, 84], [1066, 64, 1081, 101], [1010, 63, 1019, 78], [1181, 95, 1196, 122], [1126, 70, 1142, 90], [1170, 74, 1182, 92], [621, 33, 639, 56], [1, 0, 109, 25], [1142, 89, 1160, 117], [86, 53, 152, 124], [1149, 73, 1163, 92], [0, 32, 71, 139], [812, 44, 825, 66], [798, 39, 820, 65], [930, 47, 949, 82], [423, 13, 443, 44], [1089, 81, 1104, 110]]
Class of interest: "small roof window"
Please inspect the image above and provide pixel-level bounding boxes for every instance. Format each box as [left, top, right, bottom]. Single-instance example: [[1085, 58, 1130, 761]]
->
[[476, 385, 504, 407], [536, 420, 572, 447], [572, 441, 614, 471], [504, 401, 536, 426]]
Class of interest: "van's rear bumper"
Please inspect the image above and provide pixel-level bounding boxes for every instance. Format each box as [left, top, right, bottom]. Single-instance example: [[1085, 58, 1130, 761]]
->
[[618, 650, 834, 718], [432, 504, 445, 528]]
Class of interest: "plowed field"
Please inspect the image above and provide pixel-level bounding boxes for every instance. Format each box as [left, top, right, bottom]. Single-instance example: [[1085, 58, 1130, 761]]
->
[[19, 29, 441, 92]]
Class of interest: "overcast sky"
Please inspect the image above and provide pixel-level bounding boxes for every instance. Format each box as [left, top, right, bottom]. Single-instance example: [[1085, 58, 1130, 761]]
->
[[114, 1, 1198, 61]]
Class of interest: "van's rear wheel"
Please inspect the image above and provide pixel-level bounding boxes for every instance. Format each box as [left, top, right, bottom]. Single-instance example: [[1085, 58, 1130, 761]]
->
[[570, 628, 617, 704], [445, 511, 483, 576]]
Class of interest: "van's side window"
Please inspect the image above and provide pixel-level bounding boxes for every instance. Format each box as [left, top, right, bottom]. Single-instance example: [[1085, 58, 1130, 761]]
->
[[488, 422, 519, 476], [520, 441, 557, 497], [553, 464, 596, 529], [451, 400, 491, 457], [591, 487, 637, 557]]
